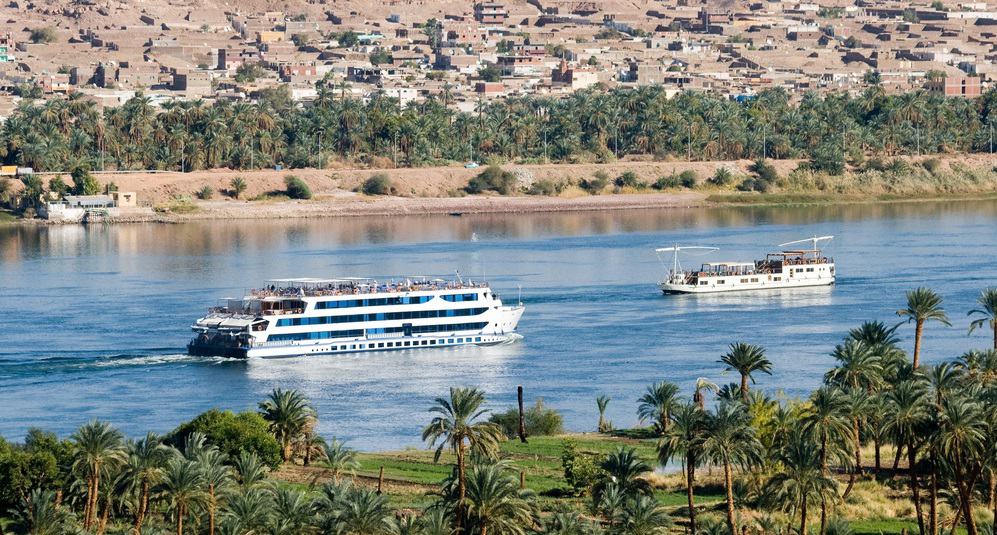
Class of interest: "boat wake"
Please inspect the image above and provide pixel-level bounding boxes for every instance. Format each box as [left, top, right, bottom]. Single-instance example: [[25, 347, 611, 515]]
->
[[89, 353, 233, 368]]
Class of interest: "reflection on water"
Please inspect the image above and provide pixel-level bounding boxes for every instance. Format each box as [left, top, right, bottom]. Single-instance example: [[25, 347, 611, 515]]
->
[[1, 199, 996, 449]]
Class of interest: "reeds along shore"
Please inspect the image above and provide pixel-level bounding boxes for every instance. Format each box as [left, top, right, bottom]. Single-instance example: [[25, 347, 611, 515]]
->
[[2, 286, 997, 535]]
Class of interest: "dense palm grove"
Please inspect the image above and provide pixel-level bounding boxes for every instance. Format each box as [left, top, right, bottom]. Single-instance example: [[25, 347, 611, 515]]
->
[[2, 86, 997, 173], [2, 286, 997, 535]]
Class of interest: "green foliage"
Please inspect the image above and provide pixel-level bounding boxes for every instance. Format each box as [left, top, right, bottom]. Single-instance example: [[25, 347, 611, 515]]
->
[[71, 168, 101, 196], [196, 185, 214, 200], [361, 173, 393, 195], [478, 63, 502, 82], [614, 171, 645, 189], [921, 158, 942, 174], [489, 398, 565, 437], [810, 142, 846, 175], [0, 432, 69, 512], [369, 49, 393, 66], [334, 30, 359, 47], [234, 63, 266, 83], [864, 70, 882, 85], [47, 176, 69, 197], [290, 33, 309, 48], [467, 165, 516, 195], [709, 167, 735, 186], [652, 175, 680, 190], [678, 170, 699, 188], [29, 27, 57, 44], [560, 439, 603, 495], [167, 409, 282, 469], [580, 170, 609, 194], [230, 177, 247, 198], [528, 179, 565, 196], [284, 175, 312, 199], [20, 174, 44, 211]]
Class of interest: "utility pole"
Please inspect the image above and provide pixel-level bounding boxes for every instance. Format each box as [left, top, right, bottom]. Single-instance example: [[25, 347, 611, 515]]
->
[[687, 123, 692, 161], [990, 122, 993, 155]]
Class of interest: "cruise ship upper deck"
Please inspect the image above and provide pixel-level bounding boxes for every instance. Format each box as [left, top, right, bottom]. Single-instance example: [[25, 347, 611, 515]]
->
[[249, 277, 489, 298]]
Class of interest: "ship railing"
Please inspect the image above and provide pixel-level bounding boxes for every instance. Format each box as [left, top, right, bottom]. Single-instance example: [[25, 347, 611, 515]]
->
[[203, 312, 257, 320], [248, 281, 488, 298]]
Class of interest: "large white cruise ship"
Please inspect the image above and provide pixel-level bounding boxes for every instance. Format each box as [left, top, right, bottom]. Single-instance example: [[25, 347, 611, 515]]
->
[[188, 277, 525, 358], [657, 236, 836, 294]]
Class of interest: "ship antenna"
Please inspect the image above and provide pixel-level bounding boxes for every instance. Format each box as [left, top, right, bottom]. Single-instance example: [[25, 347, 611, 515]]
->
[[455, 269, 463, 284]]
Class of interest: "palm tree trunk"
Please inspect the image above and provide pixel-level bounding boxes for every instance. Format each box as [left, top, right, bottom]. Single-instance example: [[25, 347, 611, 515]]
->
[[687, 454, 697, 535], [724, 461, 736, 535], [908, 443, 926, 535], [83, 476, 94, 529], [928, 452, 938, 535], [98, 500, 110, 535], [875, 438, 881, 472], [913, 321, 924, 369], [177, 504, 184, 535], [740, 374, 748, 401], [992, 324, 996, 350], [844, 417, 861, 499], [800, 496, 808, 535], [457, 444, 466, 535], [209, 484, 216, 535], [894, 444, 904, 471], [135, 481, 149, 532]]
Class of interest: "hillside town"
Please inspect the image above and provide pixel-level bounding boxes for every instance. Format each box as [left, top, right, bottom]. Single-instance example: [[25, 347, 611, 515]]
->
[[0, 0, 994, 118]]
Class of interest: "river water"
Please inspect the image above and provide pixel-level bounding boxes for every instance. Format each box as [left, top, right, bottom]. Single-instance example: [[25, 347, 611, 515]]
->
[[1, 200, 996, 450]]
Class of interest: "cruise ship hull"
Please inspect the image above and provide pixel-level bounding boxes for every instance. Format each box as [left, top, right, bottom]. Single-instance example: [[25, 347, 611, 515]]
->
[[661, 277, 834, 294]]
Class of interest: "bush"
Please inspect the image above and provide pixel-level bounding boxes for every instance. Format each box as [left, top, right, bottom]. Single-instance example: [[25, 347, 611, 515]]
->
[[196, 185, 214, 200], [864, 157, 887, 172], [614, 171, 645, 189], [884, 158, 911, 175], [709, 167, 734, 186], [230, 177, 247, 199], [466, 165, 516, 195], [361, 173, 393, 195], [678, 170, 698, 188], [29, 27, 57, 44], [528, 179, 563, 196], [0, 430, 70, 511], [750, 158, 778, 183], [48, 176, 69, 198], [580, 170, 609, 194], [652, 175, 679, 190], [284, 175, 312, 199], [561, 440, 603, 496], [921, 158, 942, 174], [167, 409, 282, 469], [810, 142, 846, 175], [71, 168, 101, 196], [737, 177, 771, 193], [489, 398, 565, 438]]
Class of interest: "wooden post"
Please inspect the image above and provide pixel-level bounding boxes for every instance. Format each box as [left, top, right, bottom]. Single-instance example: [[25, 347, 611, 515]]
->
[[520, 470, 526, 490], [377, 466, 384, 495], [517, 385, 527, 443]]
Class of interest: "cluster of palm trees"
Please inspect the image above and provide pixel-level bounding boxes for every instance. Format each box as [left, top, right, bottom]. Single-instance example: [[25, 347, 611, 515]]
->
[[1, 85, 996, 174], [636, 286, 997, 535]]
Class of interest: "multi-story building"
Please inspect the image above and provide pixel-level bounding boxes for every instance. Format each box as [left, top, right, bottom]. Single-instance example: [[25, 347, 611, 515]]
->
[[475, 3, 509, 25], [0, 34, 14, 63]]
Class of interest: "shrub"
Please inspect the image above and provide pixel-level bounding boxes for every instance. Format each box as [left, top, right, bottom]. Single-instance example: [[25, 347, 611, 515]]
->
[[361, 173, 393, 195], [29, 27, 57, 44], [48, 176, 69, 198], [167, 409, 282, 469], [884, 158, 911, 175], [614, 171, 644, 189], [528, 179, 562, 196], [810, 142, 846, 175], [488, 398, 565, 438], [678, 170, 698, 188], [737, 177, 771, 193], [466, 165, 516, 195], [284, 175, 312, 199], [230, 177, 247, 199], [864, 157, 888, 172], [652, 175, 680, 190], [196, 185, 214, 200], [71, 168, 101, 196], [580, 170, 609, 194], [561, 440, 603, 496], [709, 167, 734, 186], [750, 158, 778, 183], [921, 158, 942, 174]]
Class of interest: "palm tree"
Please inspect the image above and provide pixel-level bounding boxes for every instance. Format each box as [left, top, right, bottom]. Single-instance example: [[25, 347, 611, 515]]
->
[[719, 342, 773, 401], [463, 463, 536, 535], [269, 487, 316, 534], [70, 420, 125, 529], [9, 489, 73, 535], [596, 395, 611, 433], [657, 403, 705, 534], [637, 381, 680, 433], [802, 387, 853, 535], [968, 287, 997, 350], [693, 378, 719, 410], [897, 288, 952, 368], [316, 482, 391, 534], [230, 177, 248, 199], [258, 388, 315, 463], [935, 396, 987, 535], [699, 402, 763, 535], [882, 380, 931, 535], [619, 495, 673, 535], [825, 340, 884, 392], [232, 451, 270, 491], [220, 487, 273, 533], [122, 433, 174, 533], [764, 430, 839, 535], [194, 447, 233, 535], [596, 447, 654, 501], [159, 457, 208, 535], [422, 387, 504, 533], [317, 437, 360, 484]]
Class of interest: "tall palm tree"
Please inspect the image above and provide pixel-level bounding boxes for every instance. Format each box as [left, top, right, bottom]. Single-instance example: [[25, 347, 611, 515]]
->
[[596, 395, 611, 433], [693, 378, 719, 410], [700, 402, 763, 535], [802, 387, 853, 535], [122, 433, 174, 533], [258, 388, 315, 463], [882, 380, 931, 535], [968, 287, 997, 350], [70, 420, 125, 529], [194, 447, 233, 535], [718, 342, 773, 401], [232, 451, 270, 491], [422, 387, 503, 533], [825, 340, 884, 392], [935, 396, 987, 535], [597, 447, 653, 500], [897, 288, 951, 369], [764, 430, 838, 535], [636, 381, 680, 434], [463, 463, 536, 535], [657, 403, 705, 534], [158, 457, 208, 535]]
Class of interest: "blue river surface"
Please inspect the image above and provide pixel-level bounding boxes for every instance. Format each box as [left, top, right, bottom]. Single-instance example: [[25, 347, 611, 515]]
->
[[1, 200, 996, 450]]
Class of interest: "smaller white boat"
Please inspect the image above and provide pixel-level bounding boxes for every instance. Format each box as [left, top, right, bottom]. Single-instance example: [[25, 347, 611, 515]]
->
[[657, 236, 836, 294]]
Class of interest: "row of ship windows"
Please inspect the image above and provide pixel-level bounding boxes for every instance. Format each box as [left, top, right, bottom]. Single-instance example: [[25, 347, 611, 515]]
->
[[276, 307, 488, 327], [700, 276, 782, 286], [268, 322, 489, 342], [314, 293, 480, 309], [312, 337, 484, 352]]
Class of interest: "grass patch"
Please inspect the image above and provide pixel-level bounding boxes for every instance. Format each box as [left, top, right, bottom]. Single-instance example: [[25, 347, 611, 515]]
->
[[850, 518, 921, 535], [0, 211, 17, 223]]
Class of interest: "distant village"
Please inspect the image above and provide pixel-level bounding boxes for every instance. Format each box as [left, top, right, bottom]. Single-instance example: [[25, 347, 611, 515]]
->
[[0, 0, 994, 118]]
